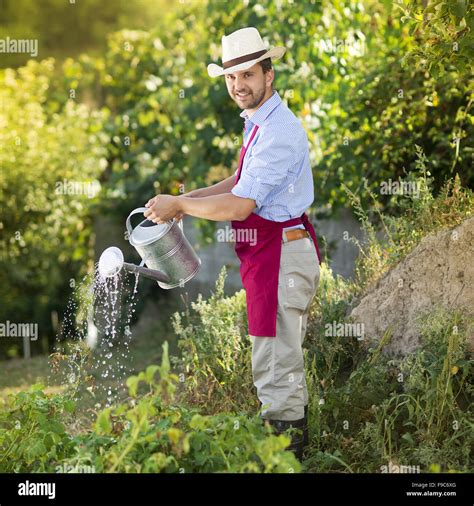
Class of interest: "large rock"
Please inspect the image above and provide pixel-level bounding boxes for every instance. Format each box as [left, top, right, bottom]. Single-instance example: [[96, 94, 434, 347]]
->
[[349, 217, 474, 356]]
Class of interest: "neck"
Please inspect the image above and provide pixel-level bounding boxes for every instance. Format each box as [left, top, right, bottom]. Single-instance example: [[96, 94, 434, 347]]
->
[[246, 88, 274, 118]]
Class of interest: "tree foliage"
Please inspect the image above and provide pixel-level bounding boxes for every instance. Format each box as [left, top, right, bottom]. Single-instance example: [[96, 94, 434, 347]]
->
[[395, 0, 473, 76], [0, 59, 108, 358]]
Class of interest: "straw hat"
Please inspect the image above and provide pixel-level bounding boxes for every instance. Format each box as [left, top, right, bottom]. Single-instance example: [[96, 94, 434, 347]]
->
[[207, 27, 286, 78]]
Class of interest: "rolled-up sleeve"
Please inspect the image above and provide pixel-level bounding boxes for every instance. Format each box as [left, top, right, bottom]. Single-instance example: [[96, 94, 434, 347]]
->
[[231, 129, 296, 208]]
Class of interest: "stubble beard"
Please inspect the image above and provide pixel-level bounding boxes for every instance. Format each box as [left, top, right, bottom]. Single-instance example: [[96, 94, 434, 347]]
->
[[234, 86, 266, 111]]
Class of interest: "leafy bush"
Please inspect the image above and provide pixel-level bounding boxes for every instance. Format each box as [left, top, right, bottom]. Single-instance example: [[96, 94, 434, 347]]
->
[[344, 148, 473, 291], [395, 0, 473, 76], [318, 52, 473, 210], [171, 267, 255, 415], [0, 384, 76, 472], [70, 342, 299, 473], [0, 342, 300, 473], [0, 59, 108, 358]]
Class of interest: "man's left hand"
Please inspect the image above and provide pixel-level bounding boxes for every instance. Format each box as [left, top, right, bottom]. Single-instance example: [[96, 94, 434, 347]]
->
[[143, 195, 182, 224]]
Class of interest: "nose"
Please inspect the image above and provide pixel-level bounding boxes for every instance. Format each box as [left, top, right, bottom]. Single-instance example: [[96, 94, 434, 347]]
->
[[234, 75, 246, 91]]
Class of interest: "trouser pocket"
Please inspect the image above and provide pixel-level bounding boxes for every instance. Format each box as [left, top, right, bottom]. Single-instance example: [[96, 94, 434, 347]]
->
[[280, 248, 320, 312]]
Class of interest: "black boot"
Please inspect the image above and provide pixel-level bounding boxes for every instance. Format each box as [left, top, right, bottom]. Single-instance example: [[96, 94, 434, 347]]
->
[[263, 417, 305, 462]]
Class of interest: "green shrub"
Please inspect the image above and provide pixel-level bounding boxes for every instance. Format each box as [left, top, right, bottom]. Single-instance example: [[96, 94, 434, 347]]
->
[[171, 267, 255, 414], [301, 307, 473, 473], [344, 149, 474, 292], [395, 0, 473, 76], [0, 342, 300, 473], [0, 59, 108, 358], [0, 384, 76, 472], [49, 0, 474, 221], [62, 342, 300, 473]]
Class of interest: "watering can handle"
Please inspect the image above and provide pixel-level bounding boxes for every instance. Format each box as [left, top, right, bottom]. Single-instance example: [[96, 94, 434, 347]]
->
[[125, 207, 183, 238]]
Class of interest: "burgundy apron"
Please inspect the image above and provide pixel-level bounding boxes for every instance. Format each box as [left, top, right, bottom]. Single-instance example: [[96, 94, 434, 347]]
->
[[231, 125, 322, 337]]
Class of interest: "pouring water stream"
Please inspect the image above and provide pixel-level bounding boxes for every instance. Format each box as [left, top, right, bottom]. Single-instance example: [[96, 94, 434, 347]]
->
[[51, 212, 201, 409]]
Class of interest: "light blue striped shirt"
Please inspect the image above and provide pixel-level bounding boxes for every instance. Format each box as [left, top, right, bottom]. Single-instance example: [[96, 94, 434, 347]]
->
[[231, 90, 313, 230]]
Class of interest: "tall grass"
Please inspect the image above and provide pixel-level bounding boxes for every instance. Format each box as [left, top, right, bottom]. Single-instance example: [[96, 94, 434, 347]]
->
[[171, 268, 256, 415]]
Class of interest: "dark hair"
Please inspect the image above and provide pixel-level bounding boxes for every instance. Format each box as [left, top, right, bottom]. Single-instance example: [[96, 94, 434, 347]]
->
[[258, 57, 273, 73]]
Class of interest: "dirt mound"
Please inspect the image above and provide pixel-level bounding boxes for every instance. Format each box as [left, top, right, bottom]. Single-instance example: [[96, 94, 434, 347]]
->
[[349, 216, 474, 356]]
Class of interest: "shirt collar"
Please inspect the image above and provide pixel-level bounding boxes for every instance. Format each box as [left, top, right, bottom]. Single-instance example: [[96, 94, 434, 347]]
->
[[239, 90, 282, 127]]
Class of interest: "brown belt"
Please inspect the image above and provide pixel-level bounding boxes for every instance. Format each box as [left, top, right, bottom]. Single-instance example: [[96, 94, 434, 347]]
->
[[282, 229, 310, 243]]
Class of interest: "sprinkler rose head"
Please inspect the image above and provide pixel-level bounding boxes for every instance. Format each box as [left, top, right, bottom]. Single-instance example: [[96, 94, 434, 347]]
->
[[98, 247, 124, 279]]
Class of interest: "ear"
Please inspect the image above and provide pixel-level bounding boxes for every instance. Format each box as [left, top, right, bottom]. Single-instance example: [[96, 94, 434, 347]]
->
[[266, 68, 274, 89]]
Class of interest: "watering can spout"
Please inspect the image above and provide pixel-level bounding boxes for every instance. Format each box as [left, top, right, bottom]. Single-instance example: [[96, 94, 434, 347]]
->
[[98, 246, 171, 284], [126, 207, 201, 289], [122, 262, 170, 283]]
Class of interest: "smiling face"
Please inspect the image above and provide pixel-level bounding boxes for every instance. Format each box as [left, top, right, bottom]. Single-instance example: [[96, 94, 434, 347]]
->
[[224, 62, 274, 115]]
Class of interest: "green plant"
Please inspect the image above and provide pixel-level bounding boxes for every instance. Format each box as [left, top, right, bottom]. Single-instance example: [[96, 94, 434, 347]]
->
[[343, 150, 473, 292], [302, 304, 473, 473], [171, 267, 256, 414], [0, 341, 300, 473], [0, 384, 76, 472], [63, 341, 301, 473], [395, 0, 473, 76], [0, 58, 108, 358]]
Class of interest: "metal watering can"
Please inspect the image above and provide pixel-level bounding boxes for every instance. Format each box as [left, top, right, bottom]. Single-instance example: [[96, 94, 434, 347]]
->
[[98, 207, 201, 289]]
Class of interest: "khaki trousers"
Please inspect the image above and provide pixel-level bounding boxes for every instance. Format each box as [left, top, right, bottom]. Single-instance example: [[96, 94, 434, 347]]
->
[[250, 233, 320, 421]]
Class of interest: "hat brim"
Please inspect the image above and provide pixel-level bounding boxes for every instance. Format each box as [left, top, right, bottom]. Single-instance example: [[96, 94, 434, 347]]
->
[[207, 46, 286, 78]]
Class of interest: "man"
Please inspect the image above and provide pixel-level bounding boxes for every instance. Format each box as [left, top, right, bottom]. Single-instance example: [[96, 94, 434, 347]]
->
[[144, 27, 321, 461]]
